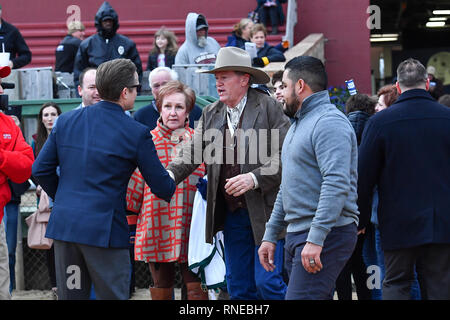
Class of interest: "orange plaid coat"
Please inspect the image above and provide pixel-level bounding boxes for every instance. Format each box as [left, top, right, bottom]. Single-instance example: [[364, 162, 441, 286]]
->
[[126, 121, 205, 263]]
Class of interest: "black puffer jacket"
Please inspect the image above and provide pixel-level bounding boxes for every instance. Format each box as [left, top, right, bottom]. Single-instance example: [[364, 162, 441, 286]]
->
[[73, 1, 142, 85], [347, 110, 371, 145]]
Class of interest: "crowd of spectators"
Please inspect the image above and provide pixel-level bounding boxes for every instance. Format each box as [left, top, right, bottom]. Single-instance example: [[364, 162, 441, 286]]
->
[[0, 1, 449, 302]]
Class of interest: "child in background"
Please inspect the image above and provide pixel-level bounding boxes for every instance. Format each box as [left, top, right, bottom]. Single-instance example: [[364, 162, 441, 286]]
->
[[250, 24, 285, 68], [146, 27, 178, 71]]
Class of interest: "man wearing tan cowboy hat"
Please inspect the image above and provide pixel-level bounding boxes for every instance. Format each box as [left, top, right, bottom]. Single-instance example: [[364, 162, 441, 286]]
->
[[167, 46, 290, 300]]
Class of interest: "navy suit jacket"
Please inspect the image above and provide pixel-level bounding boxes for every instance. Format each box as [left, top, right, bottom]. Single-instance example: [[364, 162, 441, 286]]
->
[[133, 101, 203, 130], [358, 89, 450, 251], [32, 101, 176, 248]]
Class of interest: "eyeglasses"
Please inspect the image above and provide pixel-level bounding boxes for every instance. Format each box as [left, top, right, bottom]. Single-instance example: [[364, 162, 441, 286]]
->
[[128, 84, 141, 91]]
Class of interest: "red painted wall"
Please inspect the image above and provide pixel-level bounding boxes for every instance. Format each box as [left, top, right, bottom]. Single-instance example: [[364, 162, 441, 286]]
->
[[294, 0, 372, 94], [1, 0, 371, 93], [0, 0, 257, 23]]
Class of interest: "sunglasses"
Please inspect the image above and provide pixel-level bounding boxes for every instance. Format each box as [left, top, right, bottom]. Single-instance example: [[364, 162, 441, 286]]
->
[[128, 84, 141, 91]]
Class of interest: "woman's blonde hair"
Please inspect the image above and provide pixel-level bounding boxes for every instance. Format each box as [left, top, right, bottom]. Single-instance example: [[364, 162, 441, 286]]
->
[[233, 18, 253, 37]]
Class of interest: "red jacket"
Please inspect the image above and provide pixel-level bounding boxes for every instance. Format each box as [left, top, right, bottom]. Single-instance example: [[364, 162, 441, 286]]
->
[[0, 113, 34, 222]]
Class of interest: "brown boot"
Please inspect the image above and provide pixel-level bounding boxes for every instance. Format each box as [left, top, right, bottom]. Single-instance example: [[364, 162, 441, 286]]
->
[[149, 287, 173, 300], [186, 282, 209, 300]]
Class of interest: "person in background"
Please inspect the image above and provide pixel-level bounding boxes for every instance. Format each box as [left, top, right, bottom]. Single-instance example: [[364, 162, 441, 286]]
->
[[31, 102, 62, 299], [175, 12, 221, 65], [0, 65, 34, 300], [3, 114, 30, 295], [73, 1, 142, 87], [334, 93, 376, 300], [76, 68, 100, 108], [127, 80, 207, 300], [250, 24, 285, 68], [55, 21, 85, 73], [257, 0, 287, 35], [426, 65, 445, 100], [345, 93, 376, 144], [271, 70, 284, 103], [358, 58, 450, 300], [365, 82, 421, 300], [146, 27, 178, 72], [375, 84, 398, 113], [0, 5, 32, 69], [225, 18, 254, 49], [133, 67, 202, 130], [362, 83, 400, 300], [438, 94, 450, 107]]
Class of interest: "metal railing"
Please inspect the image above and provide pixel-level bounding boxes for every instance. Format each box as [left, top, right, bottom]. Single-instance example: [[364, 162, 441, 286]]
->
[[284, 0, 299, 50]]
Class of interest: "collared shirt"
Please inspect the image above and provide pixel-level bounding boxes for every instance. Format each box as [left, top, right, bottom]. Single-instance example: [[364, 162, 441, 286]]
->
[[226, 94, 247, 137], [225, 93, 259, 190]]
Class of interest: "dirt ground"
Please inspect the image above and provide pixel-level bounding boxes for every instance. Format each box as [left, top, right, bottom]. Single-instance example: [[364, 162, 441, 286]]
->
[[11, 288, 351, 300], [10, 288, 181, 300]]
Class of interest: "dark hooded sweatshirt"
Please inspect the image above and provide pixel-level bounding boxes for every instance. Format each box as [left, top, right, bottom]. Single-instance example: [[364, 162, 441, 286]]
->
[[73, 1, 142, 86]]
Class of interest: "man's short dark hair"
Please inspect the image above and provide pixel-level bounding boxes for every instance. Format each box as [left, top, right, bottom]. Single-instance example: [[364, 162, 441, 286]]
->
[[271, 70, 283, 86], [397, 58, 427, 89], [345, 93, 376, 115], [96, 59, 137, 102], [284, 56, 327, 93], [79, 67, 96, 88]]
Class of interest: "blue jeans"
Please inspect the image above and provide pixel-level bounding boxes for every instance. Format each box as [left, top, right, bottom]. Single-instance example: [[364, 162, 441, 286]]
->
[[362, 224, 384, 299], [223, 208, 287, 300], [284, 223, 357, 300], [4, 203, 19, 293]]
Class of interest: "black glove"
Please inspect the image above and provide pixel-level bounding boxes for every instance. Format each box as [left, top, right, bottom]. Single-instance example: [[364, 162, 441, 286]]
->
[[252, 57, 265, 67]]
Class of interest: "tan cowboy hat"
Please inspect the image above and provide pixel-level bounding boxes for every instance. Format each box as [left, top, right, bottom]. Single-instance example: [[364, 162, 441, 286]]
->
[[197, 47, 270, 84]]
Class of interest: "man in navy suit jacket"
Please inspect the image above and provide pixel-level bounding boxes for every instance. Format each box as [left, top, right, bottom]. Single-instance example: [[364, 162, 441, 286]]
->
[[32, 58, 176, 300], [358, 58, 450, 300]]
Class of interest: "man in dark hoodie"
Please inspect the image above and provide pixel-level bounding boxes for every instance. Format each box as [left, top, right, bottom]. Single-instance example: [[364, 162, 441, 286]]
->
[[73, 2, 142, 87]]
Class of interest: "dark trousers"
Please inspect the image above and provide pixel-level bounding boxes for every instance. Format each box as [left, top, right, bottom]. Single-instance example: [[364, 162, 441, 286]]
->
[[259, 6, 279, 28], [284, 223, 357, 300], [54, 240, 130, 300], [383, 243, 450, 300], [335, 233, 372, 300], [45, 246, 57, 288]]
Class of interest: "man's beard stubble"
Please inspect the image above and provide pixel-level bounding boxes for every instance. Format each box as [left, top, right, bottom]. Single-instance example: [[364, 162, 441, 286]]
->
[[283, 92, 300, 118]]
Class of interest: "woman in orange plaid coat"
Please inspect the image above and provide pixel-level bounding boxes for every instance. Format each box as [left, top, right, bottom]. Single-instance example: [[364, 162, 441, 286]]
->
[[127, 81, 206, 300]]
